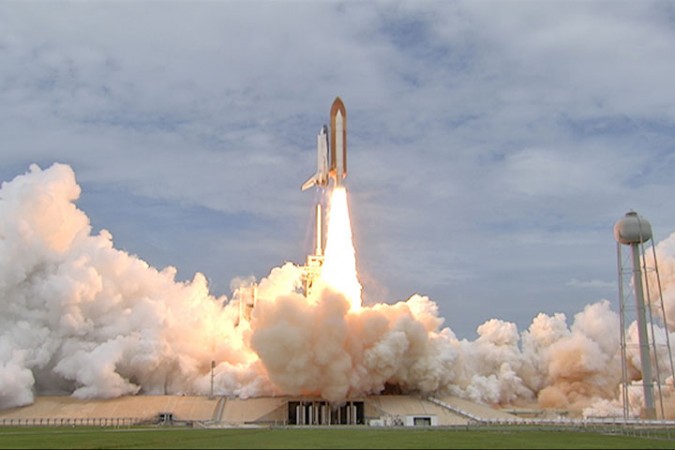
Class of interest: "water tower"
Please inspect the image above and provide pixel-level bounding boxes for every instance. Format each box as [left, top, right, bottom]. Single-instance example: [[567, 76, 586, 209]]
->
[[614, 211, 675, 420]]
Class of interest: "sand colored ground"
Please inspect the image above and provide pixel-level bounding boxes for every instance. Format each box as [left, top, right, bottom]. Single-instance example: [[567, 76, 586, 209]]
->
[[0, 396, 219, 422]]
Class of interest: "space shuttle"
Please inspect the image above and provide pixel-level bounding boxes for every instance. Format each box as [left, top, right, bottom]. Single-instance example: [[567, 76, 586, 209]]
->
[[302, 97, 347, 190]]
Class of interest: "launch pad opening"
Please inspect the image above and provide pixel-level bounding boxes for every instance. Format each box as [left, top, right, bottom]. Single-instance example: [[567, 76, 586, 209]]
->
[[288, 400, 364, 425]]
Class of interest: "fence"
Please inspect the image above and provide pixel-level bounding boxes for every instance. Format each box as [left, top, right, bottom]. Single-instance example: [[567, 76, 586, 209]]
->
[[0, 416, 152, 427]]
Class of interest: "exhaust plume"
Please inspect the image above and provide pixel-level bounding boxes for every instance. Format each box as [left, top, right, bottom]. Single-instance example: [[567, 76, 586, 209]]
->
[[312, 186, 362, 311]]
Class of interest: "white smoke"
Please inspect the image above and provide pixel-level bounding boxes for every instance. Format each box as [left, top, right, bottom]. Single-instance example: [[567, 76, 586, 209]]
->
[[0, 164, 254, 407], [646, 234, 675, 330], [0, 163, 673, 419]]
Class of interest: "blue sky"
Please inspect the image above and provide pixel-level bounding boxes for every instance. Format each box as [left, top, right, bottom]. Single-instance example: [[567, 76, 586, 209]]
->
[[2, 1, 675, 339]]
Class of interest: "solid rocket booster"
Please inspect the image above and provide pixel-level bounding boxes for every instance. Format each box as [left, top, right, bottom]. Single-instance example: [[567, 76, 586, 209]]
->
[[302, 97, 347, 190]]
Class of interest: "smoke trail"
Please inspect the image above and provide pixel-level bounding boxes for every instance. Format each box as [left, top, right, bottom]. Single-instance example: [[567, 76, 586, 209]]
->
[[0, 163, 673, 419]]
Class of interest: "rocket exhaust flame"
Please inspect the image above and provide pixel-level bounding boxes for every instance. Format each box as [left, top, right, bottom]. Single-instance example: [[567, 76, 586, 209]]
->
[[318, 187, 362, 311]]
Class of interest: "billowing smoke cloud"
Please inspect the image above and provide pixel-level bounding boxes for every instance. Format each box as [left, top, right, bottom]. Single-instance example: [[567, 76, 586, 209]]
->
[[0, 164, 673, 419], [0, 164, 258, 407]]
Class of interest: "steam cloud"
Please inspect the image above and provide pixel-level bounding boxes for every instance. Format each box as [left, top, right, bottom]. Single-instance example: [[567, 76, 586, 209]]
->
[[0, 163, 673, 418]]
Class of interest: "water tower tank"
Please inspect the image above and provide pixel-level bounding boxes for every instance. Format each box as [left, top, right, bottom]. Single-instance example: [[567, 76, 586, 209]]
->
[[614, 211, 652, 245]]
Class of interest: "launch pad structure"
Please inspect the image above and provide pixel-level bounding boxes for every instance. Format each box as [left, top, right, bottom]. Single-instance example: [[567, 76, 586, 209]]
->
[[0, 394, 522, 428], [5, 393, 675, 430], [301, 203, 324, 297]]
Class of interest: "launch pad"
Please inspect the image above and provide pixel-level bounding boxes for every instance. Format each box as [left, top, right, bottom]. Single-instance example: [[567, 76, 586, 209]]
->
[[0, 394, 519, 428]]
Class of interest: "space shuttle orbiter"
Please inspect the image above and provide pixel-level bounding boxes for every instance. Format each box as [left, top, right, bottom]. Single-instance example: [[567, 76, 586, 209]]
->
[[302, 97, 347, 190], [301, 125, 330, 190]]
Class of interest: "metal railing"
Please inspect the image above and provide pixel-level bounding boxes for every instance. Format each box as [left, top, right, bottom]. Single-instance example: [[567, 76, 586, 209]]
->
[[0, 416, 153, 427]]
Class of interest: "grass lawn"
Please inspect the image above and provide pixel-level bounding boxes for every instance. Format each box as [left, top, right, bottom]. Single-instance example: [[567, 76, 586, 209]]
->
[[0, 426, 673, 449]]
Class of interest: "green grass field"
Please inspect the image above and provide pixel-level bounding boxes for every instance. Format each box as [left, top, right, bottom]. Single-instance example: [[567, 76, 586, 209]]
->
[[0, 427, 674, 449]]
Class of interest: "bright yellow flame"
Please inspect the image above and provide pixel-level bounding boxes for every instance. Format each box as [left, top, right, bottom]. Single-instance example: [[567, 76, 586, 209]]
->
[[320, 186, 362, 311]]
